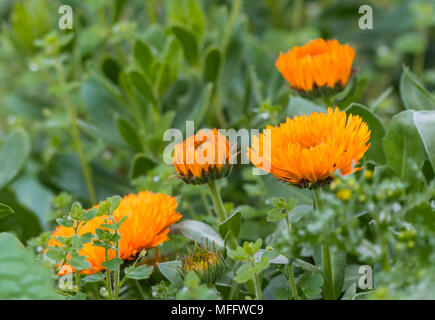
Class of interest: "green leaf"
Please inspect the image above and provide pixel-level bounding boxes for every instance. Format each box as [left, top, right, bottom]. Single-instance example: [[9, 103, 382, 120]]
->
[[413, 111, 435, 172], [400, 67, 435, 110], [0, 129, 30, 190], [46, 152, 132, 202], [255, 249, 288, 264], [286, 97, 324, 118], [341, 283, 357, 300], [70, 202, 84, 220], [129, 71, 157, 107], [298, 273, 324, 299], [157, 260, 183, 288], [186, 0, 205, 36], [115, 115, 143, 152], [383, 110, 426, 182], [336, 77, 367, 108], [45, 247, 65, 263], [345, 103, 386, 164], [188, 82, 213, 125], [172, 24, 199, 66], [69, 255, 92, 270], [266, 208, 287, 222], [0, 191, 42, 243], [293, 258, 323, 274], [342, 264, 363, 293], [101, 257, 123, 271], [203, 47, 222, 84], [82, 273, 104, 283], [0, 233, 61, 299], [227, 246, 248, 260], [69, 292, 87, 300], [219, 210, 241, 239], [134, 40, 154, 75], [81, 78, 124, 145], [129, 153, 158, 179], [126, 264, 154, 280], [82, 209, 97, 221], [314, 246, 346, 299], [171, 219, 224, 248], [234, 263, 255, 283], [10, 175, 53, 228], [0, 203, 13, 220], [254, 256, 270, 274], [109, 195, 122, 214], [155, 37, 181, 97], [331, 250, 347, 299], [101, 57, 121, 85]]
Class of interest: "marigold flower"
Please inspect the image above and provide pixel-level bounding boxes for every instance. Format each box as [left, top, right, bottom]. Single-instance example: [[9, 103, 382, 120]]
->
[[276, 38, 355, 93], [49, 191, 182, 274], [173, 128, 231, 185], [248, 107, 371, 188]]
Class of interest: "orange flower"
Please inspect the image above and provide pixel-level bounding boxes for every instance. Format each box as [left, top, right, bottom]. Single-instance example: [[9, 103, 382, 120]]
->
[[173, 128, 231, 184], [248, 107, 370, 188], [116, 191, 181, 260], [276, 38, 355, 92], [49, 191, 182, 275]]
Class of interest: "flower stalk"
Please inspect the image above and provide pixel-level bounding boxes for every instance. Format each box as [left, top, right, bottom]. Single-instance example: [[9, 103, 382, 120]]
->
[[207, 180, 238, 249], [313, 188, 335, 300]]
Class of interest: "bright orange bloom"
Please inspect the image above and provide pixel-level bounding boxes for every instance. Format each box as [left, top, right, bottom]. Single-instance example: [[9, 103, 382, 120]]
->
[[173, 128, 231, 184], [49, 191, 182, 275], [276, 38, 355, 92], [248, 107, 370, 187]]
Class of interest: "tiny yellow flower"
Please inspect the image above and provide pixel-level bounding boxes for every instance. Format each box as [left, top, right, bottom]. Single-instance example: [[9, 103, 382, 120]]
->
[[336, 188, 352, 201]]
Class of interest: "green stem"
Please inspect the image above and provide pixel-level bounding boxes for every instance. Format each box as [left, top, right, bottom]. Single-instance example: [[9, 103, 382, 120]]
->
[[207, 181, 238, 249], [75, 269, 81, 293], [55, 61, 97, 204], [288, 265, 300, 300], [251, 260, 262, 300], [113, 243, 120, 300], [201, 192, 213, 217], [105, 249, 113, 300], [313, 188, 334, 300], [207, 180, 227, 222], [284, 218, 300, 300], [323, 96, 334, 108]]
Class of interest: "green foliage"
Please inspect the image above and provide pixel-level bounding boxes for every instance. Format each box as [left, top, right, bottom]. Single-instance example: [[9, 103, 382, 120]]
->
[[176, 272, 221, 300], [0, 232, 60, 299]]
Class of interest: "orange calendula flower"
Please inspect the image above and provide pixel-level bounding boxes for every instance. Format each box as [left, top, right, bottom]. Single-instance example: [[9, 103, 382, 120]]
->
[[248, 107, 370, 189], [49, 191, 182, 275], [276, 38, 355, 93], [173, 128, 232, 185]]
